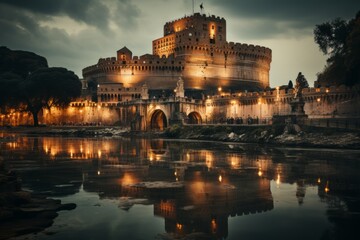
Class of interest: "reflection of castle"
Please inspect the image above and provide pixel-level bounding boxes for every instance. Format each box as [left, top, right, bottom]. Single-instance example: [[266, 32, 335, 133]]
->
[[82, 157, 273, 239], [83, 13, 272, 95], [3, 137, 360, 239]]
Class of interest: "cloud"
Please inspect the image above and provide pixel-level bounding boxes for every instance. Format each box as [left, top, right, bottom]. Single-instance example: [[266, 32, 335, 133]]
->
[[206, 0, 360, 39], [0, 0, 111, 30]]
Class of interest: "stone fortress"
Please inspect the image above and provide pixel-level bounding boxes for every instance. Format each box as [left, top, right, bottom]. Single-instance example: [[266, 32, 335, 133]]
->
[[82, 12, 272, 96]]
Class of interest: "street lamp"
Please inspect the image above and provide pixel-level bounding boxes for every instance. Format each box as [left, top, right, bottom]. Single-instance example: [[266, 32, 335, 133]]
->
[[258, 98, 262, 124]]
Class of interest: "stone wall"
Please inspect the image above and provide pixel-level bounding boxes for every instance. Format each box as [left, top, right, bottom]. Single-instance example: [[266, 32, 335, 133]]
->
[[1, 86, 358, 128]]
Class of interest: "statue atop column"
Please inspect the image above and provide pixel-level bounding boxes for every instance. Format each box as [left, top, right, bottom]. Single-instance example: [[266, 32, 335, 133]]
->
[[289, 72, 308, 119], [293, 72, 309, 99], [273, 72, 309, 125], [175, 76, 185, 98]]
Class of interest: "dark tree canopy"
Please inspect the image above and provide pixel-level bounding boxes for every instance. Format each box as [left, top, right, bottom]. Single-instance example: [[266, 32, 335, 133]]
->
[[20, 67, 81, 126], [288, 80, 293, 89], [0, 47, 81, 126], [0, 46, 48, 78], [314, 11, 360, 87], [0, 72, 22, 108]]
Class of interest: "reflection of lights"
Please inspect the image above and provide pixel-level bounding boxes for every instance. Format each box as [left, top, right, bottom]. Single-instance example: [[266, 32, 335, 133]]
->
[[229, 156, 239, 169], [317, 178, 321, 184], [276, 173, 281, 186], [325, 181, 330, 193], [176, 223, 182, 230], [121, 173, 136, 185], [205, 152, 213, 169], [97, 171, 101, 175], [258, 168, 263, 177], [211, 219, 217, 233], [218, 175, 222, 183], [50, 149, 57, 157]]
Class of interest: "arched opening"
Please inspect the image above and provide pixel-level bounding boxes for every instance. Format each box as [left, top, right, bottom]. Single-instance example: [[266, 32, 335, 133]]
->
[[150, 110, 167, 130], [188, 112, 202, 124]]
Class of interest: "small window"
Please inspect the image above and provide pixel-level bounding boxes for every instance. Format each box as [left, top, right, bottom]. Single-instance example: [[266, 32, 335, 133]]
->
[[212, 25, 215, 30]]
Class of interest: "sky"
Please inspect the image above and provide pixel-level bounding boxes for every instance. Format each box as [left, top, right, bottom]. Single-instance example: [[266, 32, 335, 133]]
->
[[0, 0, 359, 87]]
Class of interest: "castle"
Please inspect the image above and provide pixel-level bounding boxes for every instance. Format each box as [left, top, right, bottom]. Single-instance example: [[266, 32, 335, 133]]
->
[[1, 12, 359, 129], [82, 13, 272, 96]]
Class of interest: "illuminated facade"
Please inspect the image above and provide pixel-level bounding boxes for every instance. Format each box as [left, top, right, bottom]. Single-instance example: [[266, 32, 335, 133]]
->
[[82, 13, 272, 94], [97, 83, 149, 106]]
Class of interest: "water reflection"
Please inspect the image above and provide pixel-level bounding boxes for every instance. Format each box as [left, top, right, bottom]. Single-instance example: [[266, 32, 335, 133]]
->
[[1, 136, 360, 239]]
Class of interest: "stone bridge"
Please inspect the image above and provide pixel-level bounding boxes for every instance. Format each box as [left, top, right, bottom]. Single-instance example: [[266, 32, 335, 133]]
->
[[118, 97, 206, 131]]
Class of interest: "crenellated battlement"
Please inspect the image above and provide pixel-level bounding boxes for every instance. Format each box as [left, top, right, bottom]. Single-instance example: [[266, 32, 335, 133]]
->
[[82, 53, 184, 78], [165, 13, 225, 26]]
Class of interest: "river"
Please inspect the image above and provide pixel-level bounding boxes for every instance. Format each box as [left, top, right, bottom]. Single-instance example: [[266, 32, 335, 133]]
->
[[1, 134, 360, 240]]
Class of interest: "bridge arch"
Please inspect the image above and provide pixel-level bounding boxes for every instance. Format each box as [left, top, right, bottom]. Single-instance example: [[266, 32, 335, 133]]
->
[[149, 109, 168, 130], [188, 111, 202, 124]]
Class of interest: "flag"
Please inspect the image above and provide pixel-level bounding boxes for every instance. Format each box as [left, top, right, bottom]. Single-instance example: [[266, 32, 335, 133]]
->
[[200, 3, 203, 10]]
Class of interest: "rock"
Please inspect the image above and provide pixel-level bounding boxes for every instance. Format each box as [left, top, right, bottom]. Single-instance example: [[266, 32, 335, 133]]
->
[[228, 132, 237, 140], [0, 161, 76, 239], [57, 203, 77, 211]]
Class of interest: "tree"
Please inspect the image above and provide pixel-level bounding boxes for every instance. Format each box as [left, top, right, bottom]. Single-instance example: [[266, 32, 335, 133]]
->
[[19, 67, 81, 126], [314, 11, 360, 86], [0, 47, 81, 126], [0, 46, 48, 78], [0, 73, 23, 114], [288, 80, 293, 89]]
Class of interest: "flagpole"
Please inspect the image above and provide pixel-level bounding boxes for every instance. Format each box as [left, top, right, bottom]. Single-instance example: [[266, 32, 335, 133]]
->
[[192, 0, 194, 14]]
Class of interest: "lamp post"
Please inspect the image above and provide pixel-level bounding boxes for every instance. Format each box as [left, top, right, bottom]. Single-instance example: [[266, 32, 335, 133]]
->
[[258, 98, 262, 124]]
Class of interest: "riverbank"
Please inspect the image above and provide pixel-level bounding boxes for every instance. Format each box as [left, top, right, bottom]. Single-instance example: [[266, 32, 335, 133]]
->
[[0, 157, 76, 240], [1, 124, 359, 149], [162, 124, 360, 149]]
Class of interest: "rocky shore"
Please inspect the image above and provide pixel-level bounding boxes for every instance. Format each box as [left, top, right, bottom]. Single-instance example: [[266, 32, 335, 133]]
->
[[163, 124, 360, 149], [0, 157, 76, 240], [1, 124, 359, 149]]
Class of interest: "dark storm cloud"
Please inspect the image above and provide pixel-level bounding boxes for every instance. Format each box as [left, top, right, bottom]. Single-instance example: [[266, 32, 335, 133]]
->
[[206, 0, 360, 39], [0, 2, 118, 77], [0, 0, 111, 29], [207, 0, 359, 21], [114, 0, 141, 29]]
